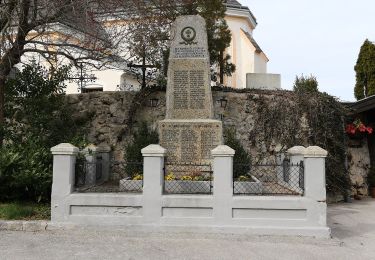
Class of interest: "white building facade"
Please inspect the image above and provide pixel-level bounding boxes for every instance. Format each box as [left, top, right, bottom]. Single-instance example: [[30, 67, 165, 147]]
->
[[24, 0, 274, 93], [224, 0, 269, 88]]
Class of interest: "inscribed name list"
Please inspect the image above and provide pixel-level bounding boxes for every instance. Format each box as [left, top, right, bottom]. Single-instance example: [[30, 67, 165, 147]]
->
[[160, 121, 222, 163]]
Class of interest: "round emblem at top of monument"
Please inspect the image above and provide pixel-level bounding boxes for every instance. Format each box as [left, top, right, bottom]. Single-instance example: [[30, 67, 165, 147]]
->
[[181, 27, 197, 45], [169, 15, 209, 60]]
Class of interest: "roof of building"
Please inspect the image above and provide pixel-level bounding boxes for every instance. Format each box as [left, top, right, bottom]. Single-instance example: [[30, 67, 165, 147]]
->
[[58, 7, 109, 42], [241, 29, 263, 54], [347, 95, 375, 114], [226, 0, 242, 6], [225, 0, 257, 25]]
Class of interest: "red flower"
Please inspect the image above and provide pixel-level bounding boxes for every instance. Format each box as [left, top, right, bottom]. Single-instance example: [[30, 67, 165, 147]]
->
[[346, 124, 356, 135], [358, 123, 367, 133], [367, 127, 373, 134]]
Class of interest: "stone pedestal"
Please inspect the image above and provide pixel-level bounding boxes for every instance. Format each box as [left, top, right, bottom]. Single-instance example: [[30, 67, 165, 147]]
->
[[159, 119, 222, 164], [158, 15, 223, 165]]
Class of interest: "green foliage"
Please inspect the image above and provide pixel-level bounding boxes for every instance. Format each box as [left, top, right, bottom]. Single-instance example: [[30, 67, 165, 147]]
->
[[224, 128, 251, 179], [0, 203, 34, 220], [0, 202, 50, 220], [354, 39, 375, 100], [250, 80, 350, 194], [0, 63, 87, 202], [0, 142, 52, 202], [5, 62, 72, 146], [299, 91, 350, 193], [124, 122, 159, 177], [293, 75, 319, 93]]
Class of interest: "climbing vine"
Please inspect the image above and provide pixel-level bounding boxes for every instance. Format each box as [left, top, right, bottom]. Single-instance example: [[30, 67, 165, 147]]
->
[[212, 85, 350, 195], [246, 90, 350, 194]]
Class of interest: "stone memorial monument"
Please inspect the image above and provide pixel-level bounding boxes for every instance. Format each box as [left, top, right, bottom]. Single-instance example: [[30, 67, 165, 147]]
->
[[159, 15, 223, 165]]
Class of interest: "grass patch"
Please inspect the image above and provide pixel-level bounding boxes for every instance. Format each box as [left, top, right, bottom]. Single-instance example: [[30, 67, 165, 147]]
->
[[0, 203, 50, 220]]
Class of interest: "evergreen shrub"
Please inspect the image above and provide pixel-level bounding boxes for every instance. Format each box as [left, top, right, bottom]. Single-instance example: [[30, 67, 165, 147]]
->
[[124, 122, 159, 178], [0, 63, 86, 202]]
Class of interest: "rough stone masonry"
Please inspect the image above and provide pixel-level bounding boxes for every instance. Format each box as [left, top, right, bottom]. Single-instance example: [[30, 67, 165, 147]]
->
[[158, 15, 223, 165]]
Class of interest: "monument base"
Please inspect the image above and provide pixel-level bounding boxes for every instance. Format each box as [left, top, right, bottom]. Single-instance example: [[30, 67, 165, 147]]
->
[[158, 119, 223, 165]]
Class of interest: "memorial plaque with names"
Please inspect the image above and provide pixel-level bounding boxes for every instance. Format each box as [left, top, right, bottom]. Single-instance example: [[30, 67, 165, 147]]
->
[[159, 120, 222, 164], [158, 15, 223, 166], [166, 15, 214, 120]]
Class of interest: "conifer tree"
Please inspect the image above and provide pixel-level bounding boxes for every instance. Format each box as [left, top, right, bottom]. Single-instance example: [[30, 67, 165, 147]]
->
[[354, 39, 375, 100], [181, 0, 235, 83], [293, 75, 319, 93]]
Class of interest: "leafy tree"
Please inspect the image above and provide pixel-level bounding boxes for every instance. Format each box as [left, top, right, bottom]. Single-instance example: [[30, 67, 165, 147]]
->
[[293, 75, 319, 93], [4, 63, 76, 146], [0, 63, 86, 202], [354, 39, 375, 100], [0, 0, 147, 145]]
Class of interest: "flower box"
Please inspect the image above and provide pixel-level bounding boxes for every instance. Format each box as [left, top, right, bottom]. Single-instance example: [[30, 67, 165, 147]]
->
[[234, 176, 263, 194], [164, 180, 211, 194], [119, 178, 143, 193]]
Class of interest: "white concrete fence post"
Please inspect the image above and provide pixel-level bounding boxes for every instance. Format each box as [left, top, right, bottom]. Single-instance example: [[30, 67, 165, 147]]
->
[[142, 145, 166, 224], [212, 145, 235, 224], [304, 146, 328, 202], [50, 143, 79, 222]]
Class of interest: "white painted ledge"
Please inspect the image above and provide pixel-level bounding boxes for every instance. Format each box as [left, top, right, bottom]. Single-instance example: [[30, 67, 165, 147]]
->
[[287, 146, 306, 155], [142, 144, 167, 157], [51, 143, 79, 155], [304, 146, 328, 158], [211, 145, 235, 157]]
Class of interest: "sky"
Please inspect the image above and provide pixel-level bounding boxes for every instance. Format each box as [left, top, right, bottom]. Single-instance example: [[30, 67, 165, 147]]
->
[[241, 0, 375, 101]]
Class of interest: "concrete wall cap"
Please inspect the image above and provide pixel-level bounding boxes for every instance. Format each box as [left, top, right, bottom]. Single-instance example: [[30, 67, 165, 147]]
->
[[287, 146, 306, 155], [141, 144, 167, 157], [211, 145, 235, 157], [97, 144, 111, 153], [304, 146, 328, 158], [83, 144, 99, 154], [51, 143, 79, 155]]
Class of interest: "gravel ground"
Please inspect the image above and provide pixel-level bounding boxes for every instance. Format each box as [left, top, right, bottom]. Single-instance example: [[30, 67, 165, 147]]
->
[[0, 199, 374, 260]]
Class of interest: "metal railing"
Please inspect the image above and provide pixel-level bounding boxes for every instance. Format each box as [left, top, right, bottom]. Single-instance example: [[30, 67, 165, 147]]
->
[[163, 163, 213, 195], [75, 157, 143, 193], [75, 159, 103, 188], [233, 161, 305, 196]]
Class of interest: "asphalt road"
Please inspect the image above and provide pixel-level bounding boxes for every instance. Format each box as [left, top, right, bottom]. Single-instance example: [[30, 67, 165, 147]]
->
[[1, 199, 374, 260]]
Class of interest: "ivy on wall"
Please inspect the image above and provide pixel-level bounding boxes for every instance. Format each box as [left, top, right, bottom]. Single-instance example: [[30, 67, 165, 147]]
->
[[247, 90, 350, 194]]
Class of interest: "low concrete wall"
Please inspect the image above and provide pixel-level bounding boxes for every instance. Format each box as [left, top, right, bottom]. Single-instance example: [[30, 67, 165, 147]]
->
[[246, 73, 281, 90], [50, 144, 330, 238]]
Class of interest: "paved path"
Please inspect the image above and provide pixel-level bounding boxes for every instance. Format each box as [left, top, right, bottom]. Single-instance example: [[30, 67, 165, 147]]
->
[[1, 199, 374, 260]]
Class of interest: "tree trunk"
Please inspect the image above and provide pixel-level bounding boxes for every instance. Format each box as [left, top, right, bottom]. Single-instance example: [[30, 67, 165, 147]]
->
[[219, 51, 224, 84], [0, 76, 5, 146]]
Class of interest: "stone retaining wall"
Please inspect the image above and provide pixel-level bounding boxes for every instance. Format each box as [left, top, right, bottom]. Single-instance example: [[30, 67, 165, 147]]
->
[[65, 90, 368, 196], [65, 89, 305, 165]]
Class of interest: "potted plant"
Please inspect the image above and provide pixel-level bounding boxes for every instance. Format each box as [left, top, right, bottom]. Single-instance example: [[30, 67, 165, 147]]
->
[[164, 172, 211, 194], [164, 172, 181, 193], [178, 173, 211, 194], [346, 119, 373, 139], [119, 173, 143, 192], [234, 175, 263, 194]]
